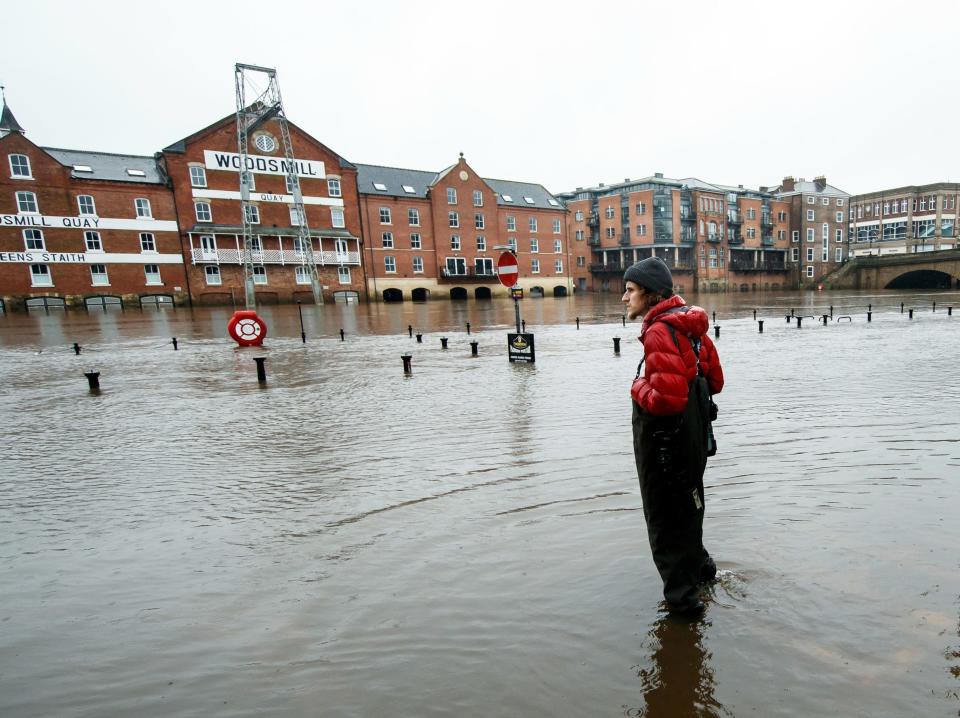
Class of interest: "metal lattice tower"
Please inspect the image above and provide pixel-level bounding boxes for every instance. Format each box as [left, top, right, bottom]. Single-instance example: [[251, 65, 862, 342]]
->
[[235, 63, 322, 307]]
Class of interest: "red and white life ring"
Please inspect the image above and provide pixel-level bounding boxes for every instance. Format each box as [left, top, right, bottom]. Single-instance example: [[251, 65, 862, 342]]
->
[[227, 310, 268, 346]]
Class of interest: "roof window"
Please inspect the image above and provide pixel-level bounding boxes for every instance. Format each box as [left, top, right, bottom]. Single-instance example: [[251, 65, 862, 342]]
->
[[523, 196, 535, 204], [402, 185, 416, 194], [73, 165, 93, 172], [126, 169, 146, 177], [373, 182, 387, 191], [548, 199, 559, 206], [502, 194, 513, 202]]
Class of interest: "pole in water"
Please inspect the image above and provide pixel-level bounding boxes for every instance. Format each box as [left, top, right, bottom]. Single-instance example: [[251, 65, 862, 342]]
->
[[622, 314, 626, 327], [340, 329, 345, 341], [758, 320, 764, 333], [416, 333, 423, 343], [797, 316, 803, 329], [822, 314, 828, 326], [73, 343, 81, 355], [470, 341, 479, 356], [522, 320, 526, 332], [932, 301, 936, 312], [297, 301, 306, 344], [867, 311, 872, 322], [466, 322, 471, 335], [753, 309, 757, 320], [948, 306, 953, 316], [440, 337, 448, 349], [901, 302, 904, 313], [714, 325, 720, 339], [712, 311, 716, 323], [786, 314, 791, 323], [613, 337, 621, 354], [408, 324, 413, 338], [401, 354, 412, 375], [84, 371, 100, 391], [830, 305, 834, 318], [254, 357, 267, 383], [909, 308, 914, 319], [576, 317, 580, 329], [791, 308, 795, 317], [172, 337, 178, 350], [868, 303, 872, 312]]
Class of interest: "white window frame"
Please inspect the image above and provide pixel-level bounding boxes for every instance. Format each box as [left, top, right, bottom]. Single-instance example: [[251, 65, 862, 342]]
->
[[553, 219, 562, 233], [473, 190, 483, 207], [252, 265, 267, 285], [90, 263, 109, 286], [575, 210, 583, 221], [806, 228, 815, 242], [475, 213, 485, 230], [835, 247, 843, 262], [23, 228, 44, 250], [507, 216, 516, 231], [135, 198, 152, 218], [807, 196, 815, 204], [84, 231, 102, 252], [379, 207, 392, 224], [821, 197, 829, 206], [337, 266, 351, 284], [295, 265, 312, 284], [327, 178, 342, 197], [445, 256, 467, 275], [476, 236, 486, 252], [822, 223, 829, 240], [836, 198, 844, 206], [530, 238, 539, 253], [410, 233, 422, 249], [447, 188, 457, 204], [77, 195, 96, 216], [9, 153, 32, 179], [289, 207, 303, 226], [531, 259, 540, 274], [16, 191, 38, 213], [285, 174, 299, 194], [806, 247, 815, 261], [143, 264, 161, 286], [383, 255, 397, 273], [412, 256, 423, 274], [791, 247, 799, 261], [836, 229, 843, 243], [554, 239, 562, 253], [382, 231, 394, 248], [806, 209, 815, 221], [529, 217, 538, 232], [475, 257, 494, 276], [448, 211, 459, 228], [140, 232, 157, 253], [836, 211, 843, 222], [450, 235, 461, 251], [408, 208, 420, 226], [30, 264, 53, 287], [806, 265, 814, 278], [204, 265, 221, 285], [244, 204, 260, 225], [195, 202, 212, 223], [189, 166, 207, 188], [555, 259, 563, 273], [331, 207, 345, 228]]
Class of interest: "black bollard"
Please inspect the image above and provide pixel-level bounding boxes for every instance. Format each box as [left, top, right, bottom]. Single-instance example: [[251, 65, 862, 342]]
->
[[470, 341, 479, 356], [753, 309, 757, 320], [712, 311, 716, 323], [867, 311, 872, 322], [440, 337, 448, 349], [622, 314, 626, 327], [401, 354, 412, 375], [73, 343, 81, 355], [172, 337, 178, 350], [786, 314, 791, 323], [613, 337, 621, 354], [900, 302, 904, 313], [797, 316, 803, 329], [254, 357, 267, 383], [416, 333, 423, 343], [948, 306, 953, 316], [909, 309, 914, 319], [714, 325, 720, 339], [340, 329, 345, 341], [521, 320, 526, 332], [408, 325, 413, 338], [297, 302, 306, 344], [84, 371, 100, 390], [932, 301, 936, 312], [466, 322, 471, 335], [822, 314, 828, 326], [576, 317, 580, 329], [791, 308, 795, 317], [758, 320, 764, 333], [868, 303, 872, 312], [830, 305, 834, 318]]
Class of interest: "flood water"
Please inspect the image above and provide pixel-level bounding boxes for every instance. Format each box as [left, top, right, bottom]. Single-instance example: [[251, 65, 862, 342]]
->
[[1, 289, 959, 717]]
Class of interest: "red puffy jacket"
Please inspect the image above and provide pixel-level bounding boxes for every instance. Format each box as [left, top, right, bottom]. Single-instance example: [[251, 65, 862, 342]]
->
[[630, 295, 724, 416]]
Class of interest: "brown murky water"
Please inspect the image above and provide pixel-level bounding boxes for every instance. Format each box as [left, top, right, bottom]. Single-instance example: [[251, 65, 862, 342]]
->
[[1, 289, 958, 717]]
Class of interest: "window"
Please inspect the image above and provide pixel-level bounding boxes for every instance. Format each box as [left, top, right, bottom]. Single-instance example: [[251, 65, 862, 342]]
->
[[252, 265, 267, 285], [90, 264, 109, 286], [204, 265, 221, 285], [553, 218, 562, 233], [637, 224, 647, 236], [531, 259, 540, 273], [837, 198, 844, 206], [529, 217, 538, 232], [806, 209, 814, 221], [577, 256, 586, 267], [289, 207, 303, 226], [84, 231, 102, 251], [791, 247, 799, 261], [920, 198, 927, 211], [331, 207, 345, 228], [778, 230, 786, 240], [338, 266, 351, 284], [475, 213, 485, 230], [408, 208, 420, 226], [747, 208, 756, 220], [806, 228, 814, 242], [382, 232, 394, 248], [806, 266, 814, 278], [554, 239, 562, 253], [575, 210, 584, 221], [244, 204, 260, 224], [448, 211, 459, 228], [807, 248, 815, 261], [555, 259, 563, 273], [295, 265, 312, 284], [606, 227, 616, 238], [900, 199, 908, 213], [379, 207, 392, 224], [451, 235, 461, 251], [575, 229, 585, 240], [30, 264, 52, 286], [507, 237, 517, 252], [523, 196, 534, 205], [445, 257, 466, 275], [605, 207, 615, 219], [378, 254, 397, 274], [373, 182, 387, 192], [822, 246, 829, 261], [473, 190, 483, 207], [476, 236, 486, 251], [291, 237, 306, 256], [190, 166, 207, 187], [140, 233, 156, 252], [883, 202, 890, 216], [23, 228, 44, 250], [807, 196, 815, 204], [145, 264, 162, 285], [501, 194, 513, 203], [447, 188, 457, 204], [16, 191, 38, 213], [410, 233, 421, 249], [251, 236, 263, 257], [254, 134, 276, 152], [835, 248, 843, 262], [328, 178, 341, 197], [475, 257, 493, 275], [286, 174, 299, 194], [9, 154, 31, 178], [402, 185, 416, 194], [530, 238, 539, 253], [78, 195, 96, 216], [836, 211, 843, 222], [635, 202, 646, 215], [195, 202, 212, 222], [822, 223, 829, 239], [746, 227, 756, 239], [858, 205, 863, 218], [412, 256, 423, 273], [778, 211, 787, 222], [135, 198, 152, 218], [507, 215, 516, 231], [835, 229, 843, 243]]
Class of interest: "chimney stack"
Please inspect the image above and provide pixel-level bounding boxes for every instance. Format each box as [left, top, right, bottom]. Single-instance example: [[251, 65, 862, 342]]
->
[[814, 176, 827, 191], [781, 176, 795, 192]]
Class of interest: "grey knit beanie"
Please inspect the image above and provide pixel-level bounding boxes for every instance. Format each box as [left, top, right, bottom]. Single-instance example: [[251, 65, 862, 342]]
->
[[623, 257, 674, 297]]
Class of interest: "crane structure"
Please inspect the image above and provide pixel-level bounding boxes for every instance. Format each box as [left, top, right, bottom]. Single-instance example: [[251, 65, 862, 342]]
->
[[234, 63, 323, 307]]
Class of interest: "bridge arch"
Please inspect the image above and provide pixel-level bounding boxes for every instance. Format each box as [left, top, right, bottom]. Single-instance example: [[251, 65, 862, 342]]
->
[[885, 269, 954, 289]]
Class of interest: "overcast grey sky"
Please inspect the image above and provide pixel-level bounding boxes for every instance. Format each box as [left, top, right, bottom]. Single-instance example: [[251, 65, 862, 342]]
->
[[2, 0, 955, 195]]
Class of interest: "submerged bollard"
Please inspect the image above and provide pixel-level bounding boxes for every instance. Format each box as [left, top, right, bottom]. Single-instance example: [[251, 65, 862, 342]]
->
[[714, 325, 720, 339], [254, 357, 267, 382], [786, 314, 791, 323], [901, 302, 904, 313], [576, 317, 580, 329], [830, 305, 834, 318], [622, 314, 626, 327], [401, 354, 412, 375], [948, 306, 953, 316], [791, 308, 795, 317], [868, 303, 872, 313], [470, 341, 479, 356], [408, 324, 413, 338], [340, 329, 345, 341], [797, 316, 803, 329], [522, 320, 526, 332], [613, 337, 621, 354], [84, 371, 100, 391], [466, 322, 471, 335], [758, 320, 764, 333], [753, 309, 757, 320], [822, 314, 829, 326], [440, 337, 448, 349], [172, 337, 178, 350], [712, 311, 716, 323], [416, 333, 423, 343], [909, 309, 914, 319], [932, 301, 936, 312], [867, 311, 872, 322], [73, 342, 81, 355]]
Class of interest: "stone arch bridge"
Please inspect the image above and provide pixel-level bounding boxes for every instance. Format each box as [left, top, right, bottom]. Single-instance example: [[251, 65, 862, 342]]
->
[[824, 248, 960, 290]]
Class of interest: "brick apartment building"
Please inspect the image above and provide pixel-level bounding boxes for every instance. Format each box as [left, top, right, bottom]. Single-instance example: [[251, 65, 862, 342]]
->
[[847, 183, 959, 258], [557, 174, 791, 294], [357, 154, 570, 301], [160, 112, 364, 305], [0, 101, 187, 310], [771, 176, 850, 286]]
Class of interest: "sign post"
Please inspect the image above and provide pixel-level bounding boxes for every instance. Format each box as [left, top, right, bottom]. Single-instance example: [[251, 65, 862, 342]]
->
[[497, 251, 534, 363]]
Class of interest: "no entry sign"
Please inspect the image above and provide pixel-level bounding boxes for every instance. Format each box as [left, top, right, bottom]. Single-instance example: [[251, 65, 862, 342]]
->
[[497, 251, 519, 288]]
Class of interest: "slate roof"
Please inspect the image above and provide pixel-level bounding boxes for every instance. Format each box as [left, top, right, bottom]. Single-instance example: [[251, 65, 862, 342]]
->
[[773, 179, 849, 197], [355, 163, 565, 210], [42, 147, 165, 184], [0, 102, 25, 134]]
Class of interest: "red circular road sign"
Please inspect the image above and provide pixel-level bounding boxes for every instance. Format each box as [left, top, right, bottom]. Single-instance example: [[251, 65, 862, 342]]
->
[[228, 310, 268, 347], [497, 251, 519, 288]]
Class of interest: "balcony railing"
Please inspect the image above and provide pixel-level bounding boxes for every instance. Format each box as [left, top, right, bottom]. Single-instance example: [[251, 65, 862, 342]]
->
[[727, 235, 744, 245], [191, 248, 361, 265], [729, 261, 787, 272], [591, 260, 692, 273], [679, 208, 696, 221], [761, 215, 774, 227], [706, 233, 721, 243], [727, 211, 742, 224], [761, 236, 775, 246], [587, 213, 599, 228], [440, 267, 497, 281]]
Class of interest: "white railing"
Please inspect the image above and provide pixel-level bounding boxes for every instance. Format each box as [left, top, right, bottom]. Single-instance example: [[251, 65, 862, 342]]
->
[[191, 248, 360, 265]]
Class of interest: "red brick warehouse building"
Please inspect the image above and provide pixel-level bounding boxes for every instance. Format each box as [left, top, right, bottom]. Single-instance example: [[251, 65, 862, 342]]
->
[[160, 111, 364, 305], [0, 101, 186, 310], [357, 153, 571, 301]]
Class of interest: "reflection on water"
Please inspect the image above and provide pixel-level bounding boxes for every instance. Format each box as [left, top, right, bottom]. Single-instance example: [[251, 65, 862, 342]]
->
[[1, 288, 959, 717]]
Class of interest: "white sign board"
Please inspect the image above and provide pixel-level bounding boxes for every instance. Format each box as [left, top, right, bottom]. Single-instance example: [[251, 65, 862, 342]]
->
[[0, 214, 178, 232], [203, 150, 325, 179]]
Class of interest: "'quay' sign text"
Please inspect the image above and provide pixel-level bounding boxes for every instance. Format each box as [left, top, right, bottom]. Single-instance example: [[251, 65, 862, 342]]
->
[[0, 214, 178, 232], [203, 150, 326, 179]]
